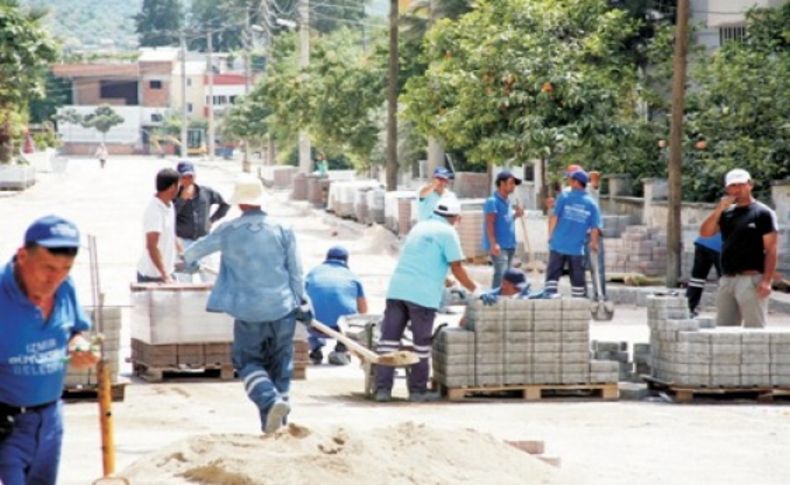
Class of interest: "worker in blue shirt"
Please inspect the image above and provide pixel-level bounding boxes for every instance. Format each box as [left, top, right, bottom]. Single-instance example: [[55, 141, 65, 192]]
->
[[482, 170, 524, 288], [305, 246, 368, 366], [686, 232, 723, 316], [545, 170, 601, 297], [0, 215, 99, 485], [417, 167, 454, 221], [375, 196, 479, 403]]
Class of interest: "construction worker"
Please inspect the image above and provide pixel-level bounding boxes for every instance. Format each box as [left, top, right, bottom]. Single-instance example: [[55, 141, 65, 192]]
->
[[461, 268, 531, 330], [417, 167, 454, 221], [305, 246, 368, 366], [545, 169, 601, 298], [686, 233, 723, 316], [483, 170, 524, 288], [136, 168, 182, 283], [375, 196, 479, 402], [0, 215, 99, 485], [183, 175, 304, 434]]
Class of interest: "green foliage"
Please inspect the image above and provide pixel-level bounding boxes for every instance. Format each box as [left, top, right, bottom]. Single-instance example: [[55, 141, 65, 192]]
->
[[29, 72, 72, 123], [134, 0, 182, 47], [81, 104, 124, 140]]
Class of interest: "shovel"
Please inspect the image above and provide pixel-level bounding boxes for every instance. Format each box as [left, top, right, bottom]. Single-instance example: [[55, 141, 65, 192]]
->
[[310, 320, 419, 367], [589, 247, 614, 321]]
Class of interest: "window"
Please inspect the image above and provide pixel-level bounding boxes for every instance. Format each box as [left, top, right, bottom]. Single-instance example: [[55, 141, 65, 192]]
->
[[99, 80, 138, 104], [149, 80, 162, 89], [151, 113, 163, 123], [230, 95, 237, 104], [187, 103, 193, 113], [719, 25, 747, 46]]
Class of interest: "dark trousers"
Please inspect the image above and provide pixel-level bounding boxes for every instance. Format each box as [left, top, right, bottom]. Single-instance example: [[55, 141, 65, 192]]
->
[[0, 401, 62, 485], [686, 245, 722, 314], [374, 299, 436, 394], [545, 250, 587, 297]]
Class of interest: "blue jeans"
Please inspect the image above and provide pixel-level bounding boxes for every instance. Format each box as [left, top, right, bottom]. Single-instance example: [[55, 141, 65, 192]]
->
[[232, 314, 296, 430], [0, 401, 62, 485], [490, 248, 515, 289]]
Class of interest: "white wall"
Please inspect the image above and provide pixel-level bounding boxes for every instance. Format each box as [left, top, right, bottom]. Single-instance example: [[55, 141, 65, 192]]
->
[[57, 105, 142, 144]]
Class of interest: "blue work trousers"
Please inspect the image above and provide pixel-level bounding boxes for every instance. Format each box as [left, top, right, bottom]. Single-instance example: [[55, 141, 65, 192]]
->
[[0, 401, 63, 485], [490, 248, 515, 289], [233, 314, 296, 431]]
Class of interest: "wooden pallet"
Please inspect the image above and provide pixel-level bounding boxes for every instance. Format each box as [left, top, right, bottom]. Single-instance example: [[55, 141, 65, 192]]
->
[[133, 361, 236, 382], [441, 382, 619, 402], [62, 382, 127, 402], [645, 376, 790, 403]]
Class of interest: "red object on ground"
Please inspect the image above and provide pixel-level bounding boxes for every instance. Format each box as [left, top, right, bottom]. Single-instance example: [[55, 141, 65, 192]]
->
[[23, 131, 35, 154]]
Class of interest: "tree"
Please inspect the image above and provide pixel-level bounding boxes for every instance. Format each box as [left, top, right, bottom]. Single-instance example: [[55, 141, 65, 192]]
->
[[134, 0, 182, 47], [0, 0, 57, 163], [81, 105, 124, 144]]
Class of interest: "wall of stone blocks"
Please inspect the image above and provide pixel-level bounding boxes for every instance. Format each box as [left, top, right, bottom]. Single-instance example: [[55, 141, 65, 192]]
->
[[65, 306, 122, 387]]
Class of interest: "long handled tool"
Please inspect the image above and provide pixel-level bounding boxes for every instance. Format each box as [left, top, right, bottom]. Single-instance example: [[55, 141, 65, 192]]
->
[[518, 213, 541, 276], [589, 248, 615, 321], [310, 320, 419, 367]]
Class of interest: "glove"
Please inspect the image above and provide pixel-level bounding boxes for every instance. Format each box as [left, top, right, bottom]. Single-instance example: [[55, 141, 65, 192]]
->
[[480, 289, 500, 306], [517, 282, 532, 298], [294, 299, 313, 324]]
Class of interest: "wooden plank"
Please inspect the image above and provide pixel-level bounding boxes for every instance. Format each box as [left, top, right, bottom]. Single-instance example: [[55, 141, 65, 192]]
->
[[442, 382, 619, 402], [62, 382, 127, 402]]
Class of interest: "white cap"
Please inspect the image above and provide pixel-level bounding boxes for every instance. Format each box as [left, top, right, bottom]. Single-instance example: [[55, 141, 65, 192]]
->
[[725, 169, 751, 187], [229, 175, 265, 205], [433, 195, 462, 217]]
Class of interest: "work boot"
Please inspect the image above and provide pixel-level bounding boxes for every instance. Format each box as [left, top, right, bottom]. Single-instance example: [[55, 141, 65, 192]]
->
[[327, 351, 350, 366], [309, 348, 323, 365], [264, 400, 291, 434], [373, 388, 392, 403], [408, 391, 442, 403]]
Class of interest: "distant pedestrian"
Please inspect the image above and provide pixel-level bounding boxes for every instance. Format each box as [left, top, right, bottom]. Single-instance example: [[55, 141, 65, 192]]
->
[[483, 170, 524, 288], [305, 246, 368, 366], [685, 233, 723, 316], [417, 167, 454, 221], [375, 196, 479, 403], [173, 161, 229, 282], [700, 169, 778, 327], [0, 215, 99, 485], [183, 175, 303, 434], [544, 169, 601, 298], [136, 168, 181, 283], [94, 144, 108, 169]]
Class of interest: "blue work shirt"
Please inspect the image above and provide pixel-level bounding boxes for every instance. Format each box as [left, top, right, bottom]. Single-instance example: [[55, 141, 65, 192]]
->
[[549, 189, 601, 256], [0, 259, 90, 407], [388, 216, 465, 310], [418, 191, 441, 221], [482, 192, 517, 251], [694, 233, 722, 253], [183, 208, 303, 322], [305, 260, 365, 329]]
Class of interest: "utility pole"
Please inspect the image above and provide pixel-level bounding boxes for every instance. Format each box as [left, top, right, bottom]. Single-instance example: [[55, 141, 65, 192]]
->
[[180, 31, 188, 158], [298, 0, 312, 173], [206, 31, 215, 160], [667, 0, 689, 287], [426, 0, 444, 177], [242, 8, 252, 173], [385, 0, 398, 190]]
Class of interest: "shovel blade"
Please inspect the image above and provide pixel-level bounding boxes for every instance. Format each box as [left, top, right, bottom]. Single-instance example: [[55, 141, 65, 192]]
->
[[376, 350, 420, 367]]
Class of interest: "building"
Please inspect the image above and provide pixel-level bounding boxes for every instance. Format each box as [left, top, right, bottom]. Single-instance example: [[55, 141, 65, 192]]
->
[[692, 0, 788, 50]]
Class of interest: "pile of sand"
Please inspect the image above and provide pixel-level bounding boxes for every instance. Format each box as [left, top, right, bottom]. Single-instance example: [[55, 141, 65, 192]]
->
[[360, 224, 398, 255], [120, 422, 559, 484]]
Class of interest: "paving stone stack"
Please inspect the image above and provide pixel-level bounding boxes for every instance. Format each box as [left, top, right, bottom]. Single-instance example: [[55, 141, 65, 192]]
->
[[456, 210, 486, 260], [66, 306, 122, 387], [591, 341, 630, 381], [291, 173, 309, 201], [600, 215, 632, 239], [432, 298, 619, 388], [605, 225, 667, 276], [647, 294, 790, 387], [453, 172, 490, 198]]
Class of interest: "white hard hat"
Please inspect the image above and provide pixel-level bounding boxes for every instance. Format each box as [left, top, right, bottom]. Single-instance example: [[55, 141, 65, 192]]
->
[[433, 195, 462, 217]]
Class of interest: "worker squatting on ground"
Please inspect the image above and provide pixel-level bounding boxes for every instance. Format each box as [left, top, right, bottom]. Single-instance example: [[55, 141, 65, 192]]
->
[[700, 169, 779, 328], [173, 161, 230, 282], [182, 176, 304, 434], [375, 196, 479, 403], [417, 167, 454, 221], [544, 169, 601, 298], [136, 168, 182, 284], [461, 268, 531, 330], [483, 170, 524, 289], [0, 216, 100, 485], [686, 233, 722, 317], [305, 246, 368, 366]]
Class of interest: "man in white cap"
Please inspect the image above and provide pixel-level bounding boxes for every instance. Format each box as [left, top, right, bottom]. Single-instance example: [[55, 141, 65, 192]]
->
[[700, 168, 779, 327], [374, 195, 479, 403], [183, 175, 304, 433]]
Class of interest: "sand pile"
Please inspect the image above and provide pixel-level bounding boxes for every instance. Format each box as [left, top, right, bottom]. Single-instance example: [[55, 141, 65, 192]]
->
[[361, 224, 398, 255], [120, 422, 560, 484]]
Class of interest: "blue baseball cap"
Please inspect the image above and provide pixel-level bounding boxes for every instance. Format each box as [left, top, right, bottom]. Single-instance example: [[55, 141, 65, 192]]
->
[[502, 268, 528, 290], [176, 160, 195, 176], [433, 167, 454, 180], [326, 246, 349, 263], [25, 215, 80, 248], [570, 169, 589, 186], [495, 170, 522, 185]]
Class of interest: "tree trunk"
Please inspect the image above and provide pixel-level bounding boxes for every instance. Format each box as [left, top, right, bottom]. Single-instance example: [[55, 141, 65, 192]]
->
[[385, 0, 399, 191]]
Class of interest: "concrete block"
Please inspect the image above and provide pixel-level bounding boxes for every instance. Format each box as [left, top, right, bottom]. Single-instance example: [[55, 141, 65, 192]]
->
[[710, 374, 741, 387], [502, 319, 533, 332], [741, 364, 770, 375], [562, 310, 590, 321], [533, 332, 562, 343], [709, 332, 741, 345], [684, 332, 711, 344], [475, 333, 503, 344], [619, 382, 649, 401], [678, 374, 710, 386], [533, 342, 562, 353], [770, 332, 790, 345], [561, 342, 589, 354], [561, 319, 589, 332], [562, 331, 589, 343], [502, 352, 531, 364], [687, 363, 710, 375], [475, 363, 505, 376], [740, 374, 772, 387], [596, 350, 629, 363], [475, 343, 505, 353], [770, 374, 790, 387], [432, 353, 473, 366], [476, 374, 506, 386], [711, 353, 741, 365], [532, 317, 562, 332], [710, 364, 740, 375], [741, 332, 770, 344], [590, 360, 620, 373], [534, 299, 564, 311], [531, 373, 562, 384], [560, 373, 589, 384], [532, 353, 561, 364]]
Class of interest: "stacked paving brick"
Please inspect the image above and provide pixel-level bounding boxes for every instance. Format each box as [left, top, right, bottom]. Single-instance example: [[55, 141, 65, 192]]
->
[[648, 294, 790, 387], [457, 209, 486, 260], [600, 215, 633, 239], [591, 341, 652, 382], [605, 225, 667, 276], [432, 298, 619, 388], [66, 306, 122, 387], [453, 172, 490, 198]]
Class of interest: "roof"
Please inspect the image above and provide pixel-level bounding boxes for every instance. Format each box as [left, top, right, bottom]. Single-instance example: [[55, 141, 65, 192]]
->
[[207, 73, 248, 85], [139, 47, 180, 62], [51, 63, 139, 78]]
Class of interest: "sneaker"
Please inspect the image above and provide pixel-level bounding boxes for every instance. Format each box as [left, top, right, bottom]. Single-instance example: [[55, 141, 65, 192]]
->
[[327, 351, 350, 366], [309, 348, 323, 365], [373, 388, 392, 403], [408, 391, 442, 403], [264, 400, 291, 434]]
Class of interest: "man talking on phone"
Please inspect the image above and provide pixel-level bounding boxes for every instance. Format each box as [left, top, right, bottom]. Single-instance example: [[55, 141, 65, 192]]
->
[[700, 169, 779, 328]]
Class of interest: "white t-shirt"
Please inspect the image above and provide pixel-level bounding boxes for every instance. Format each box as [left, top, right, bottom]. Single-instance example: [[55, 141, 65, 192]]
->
[[137, 196, 177, 278]]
